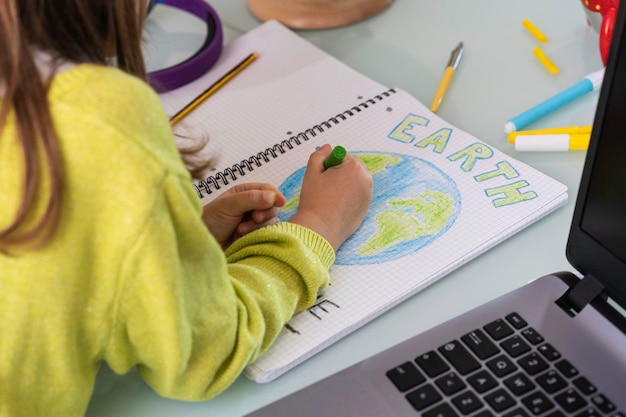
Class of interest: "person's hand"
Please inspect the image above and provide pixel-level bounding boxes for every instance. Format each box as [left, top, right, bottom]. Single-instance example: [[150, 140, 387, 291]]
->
[[202, 183, 286, 250], [289, 144, 373, 251]]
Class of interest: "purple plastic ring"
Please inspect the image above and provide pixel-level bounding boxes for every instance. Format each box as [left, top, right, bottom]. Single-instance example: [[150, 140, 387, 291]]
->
[[147, 0, 223, 92]]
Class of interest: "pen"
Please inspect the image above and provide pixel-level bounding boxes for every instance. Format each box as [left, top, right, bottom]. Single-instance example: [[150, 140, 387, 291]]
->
[[514, 132, 590, 151], [169, 52, 258, 126], [430, 42, 464, 113], [504, 68, 604, 133], [323, 146, 347, 169], [507, 125, 592, 143]]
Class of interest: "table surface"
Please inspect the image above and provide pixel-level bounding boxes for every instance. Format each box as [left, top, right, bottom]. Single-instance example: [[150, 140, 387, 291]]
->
[[86, 1, 602, 415]]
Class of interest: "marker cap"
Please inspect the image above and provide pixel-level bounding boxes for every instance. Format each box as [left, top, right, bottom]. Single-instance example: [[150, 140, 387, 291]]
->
[[515, 134, 570, 151]]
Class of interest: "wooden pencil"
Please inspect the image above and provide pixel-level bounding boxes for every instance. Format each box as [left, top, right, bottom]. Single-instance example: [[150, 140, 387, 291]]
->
[[169, 52, 258, 125]]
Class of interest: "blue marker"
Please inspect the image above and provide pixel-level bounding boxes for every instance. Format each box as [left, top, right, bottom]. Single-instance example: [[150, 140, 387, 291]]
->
[[504, 68, 604, 133]]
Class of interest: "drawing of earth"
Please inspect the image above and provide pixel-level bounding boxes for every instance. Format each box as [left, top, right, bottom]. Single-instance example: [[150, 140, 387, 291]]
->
[[278, 152, 461, 265]]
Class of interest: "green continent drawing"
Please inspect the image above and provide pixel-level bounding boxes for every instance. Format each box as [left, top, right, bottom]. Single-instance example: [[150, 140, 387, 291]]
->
[[358, 190, 456, 256], [358, 153, 403, 174], [278, 151, 461, 265]]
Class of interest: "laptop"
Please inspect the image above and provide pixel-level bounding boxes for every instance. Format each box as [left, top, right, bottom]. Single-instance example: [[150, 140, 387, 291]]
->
[[246, 4, 626, 417]]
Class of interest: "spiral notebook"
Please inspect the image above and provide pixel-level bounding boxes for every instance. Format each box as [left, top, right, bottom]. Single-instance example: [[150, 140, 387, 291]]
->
[[158, 20, 568, 383]]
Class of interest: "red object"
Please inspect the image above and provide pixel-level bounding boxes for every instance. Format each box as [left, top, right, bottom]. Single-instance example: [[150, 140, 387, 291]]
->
[[581, 0, 619, 65]]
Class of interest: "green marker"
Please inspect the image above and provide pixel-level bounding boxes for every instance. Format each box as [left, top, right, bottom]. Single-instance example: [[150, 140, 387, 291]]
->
[[323, 145, 347, 169]]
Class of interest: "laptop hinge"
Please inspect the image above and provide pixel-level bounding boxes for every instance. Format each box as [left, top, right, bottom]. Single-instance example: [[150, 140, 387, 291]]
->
[[556, 273, 606, 317]]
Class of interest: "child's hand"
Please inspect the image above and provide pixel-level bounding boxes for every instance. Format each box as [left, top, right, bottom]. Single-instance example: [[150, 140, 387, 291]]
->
[[289, 144, 373, 251], [202, 183, 286, 250]]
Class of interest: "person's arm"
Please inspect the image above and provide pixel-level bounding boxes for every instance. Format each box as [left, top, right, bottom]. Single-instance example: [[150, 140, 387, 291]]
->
[[97, 71, 372, 397], [103, 172, 336, 400], [202, 144, 373, 252]]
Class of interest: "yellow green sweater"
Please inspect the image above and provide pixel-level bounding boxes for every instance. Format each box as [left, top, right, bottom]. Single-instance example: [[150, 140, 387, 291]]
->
[[0, 65, 334, 417]]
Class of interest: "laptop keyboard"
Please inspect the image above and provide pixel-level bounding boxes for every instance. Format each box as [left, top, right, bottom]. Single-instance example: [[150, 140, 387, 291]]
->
[[386, 312, 624, 417]]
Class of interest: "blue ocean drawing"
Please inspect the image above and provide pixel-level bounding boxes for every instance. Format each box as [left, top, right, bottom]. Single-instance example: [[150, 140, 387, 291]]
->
[[279, 152, 461, 265]]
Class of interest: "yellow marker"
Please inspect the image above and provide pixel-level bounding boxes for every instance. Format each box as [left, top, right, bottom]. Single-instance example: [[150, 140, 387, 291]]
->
[[522, 19, 548, 43], [430, 42, 464, 113], [170, 52, 258, 126], [532, 47, 559, 75], [507, 125, 592, 143]]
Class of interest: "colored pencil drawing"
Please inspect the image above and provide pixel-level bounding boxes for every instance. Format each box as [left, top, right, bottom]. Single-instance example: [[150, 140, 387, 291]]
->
[[278, 152, 461, 265]]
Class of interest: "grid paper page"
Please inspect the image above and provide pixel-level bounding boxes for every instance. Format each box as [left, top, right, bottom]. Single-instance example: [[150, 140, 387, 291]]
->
[[158, 21, 568, 383], [236, 89, 568, 382]]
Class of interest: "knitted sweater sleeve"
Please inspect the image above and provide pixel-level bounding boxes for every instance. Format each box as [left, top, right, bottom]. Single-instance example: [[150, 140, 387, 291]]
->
[[104, 170, 334, 400]]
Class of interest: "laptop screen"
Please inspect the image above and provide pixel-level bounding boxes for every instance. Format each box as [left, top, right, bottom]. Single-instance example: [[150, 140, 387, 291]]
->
[[568, 2, 626, 307]]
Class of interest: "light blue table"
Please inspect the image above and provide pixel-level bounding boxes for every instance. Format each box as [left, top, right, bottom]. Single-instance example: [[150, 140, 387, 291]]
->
[[86, 1, 602, 415]]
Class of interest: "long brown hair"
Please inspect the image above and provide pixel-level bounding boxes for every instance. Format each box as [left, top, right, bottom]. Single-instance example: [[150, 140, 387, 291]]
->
[[0, 0, 148, 252]]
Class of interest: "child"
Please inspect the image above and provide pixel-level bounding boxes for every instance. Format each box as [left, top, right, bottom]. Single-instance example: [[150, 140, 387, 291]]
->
[[0, 1, 373, 416]]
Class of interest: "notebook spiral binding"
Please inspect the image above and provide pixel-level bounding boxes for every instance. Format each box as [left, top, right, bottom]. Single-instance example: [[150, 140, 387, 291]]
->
[[194, 88, 397, 198]]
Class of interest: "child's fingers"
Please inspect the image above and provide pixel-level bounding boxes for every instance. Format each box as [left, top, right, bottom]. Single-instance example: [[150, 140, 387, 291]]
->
[[225, 183, 286, 210], [217, 189, 278, 217], [251, 206, 283, 224], [307, 144, 333, 173], [237, 217, 280, 236]]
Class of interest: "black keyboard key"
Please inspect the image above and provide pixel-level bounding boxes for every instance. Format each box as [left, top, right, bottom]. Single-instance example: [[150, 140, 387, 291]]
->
[[406, 384, 442, 411], [452, 390, 483, 415], [416, 350, 450, 377], [506, 312, 527, 329], [555, 389, 587, 413], [467, 369, 498, 393], [545, 411, 567, 417], [521, 327, 545, 345], [487, 354, 517, 377], [555, 359, 579, 378], [485, 388, 516, 412], [504, 408, 531, 417], [484, 319, 514, 340], [572, 376, 597, 396], [504, 372, 535, 396], [591, 394, 616, 414], [386, 362, 426, 392], [518, 352, 549, 375], [536, 370, 567, 394], [501, 335, 531, 357], [424, 402, 460, 417], [391, 315, 616, 417], [435, 372, 466, 396], [537, 343, 562, 361], [576, 408, 603, 417], [438, 341, 480, 375], [461, 329, 500, 359], [522, 391, 555, 415]]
